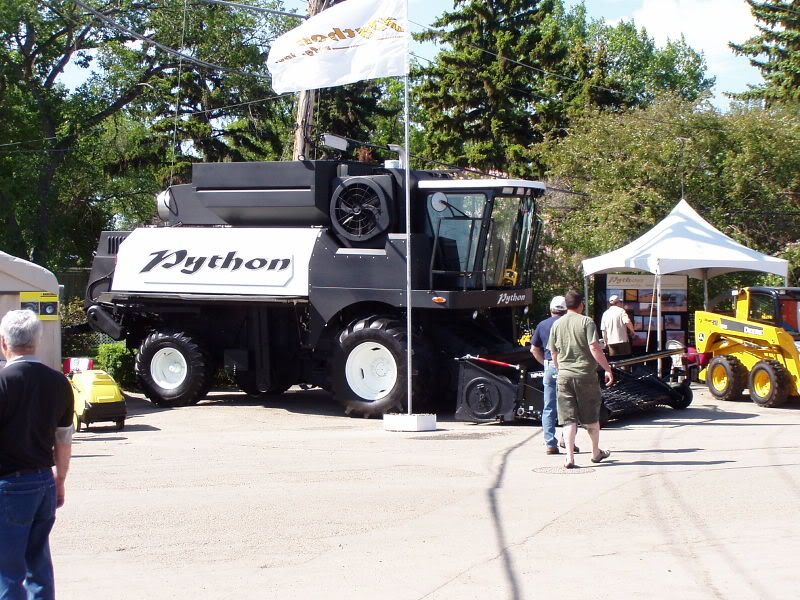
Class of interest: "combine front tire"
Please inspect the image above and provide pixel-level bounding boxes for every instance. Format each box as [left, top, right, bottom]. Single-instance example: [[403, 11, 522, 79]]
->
[[331, 315, 431, 418], [136, 330, 211, 407], [748, 360, 791, 408], [706, 355, 747, 401]]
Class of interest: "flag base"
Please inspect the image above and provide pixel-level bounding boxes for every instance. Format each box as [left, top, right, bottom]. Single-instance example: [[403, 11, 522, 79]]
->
[[383, 413, 437, 432]]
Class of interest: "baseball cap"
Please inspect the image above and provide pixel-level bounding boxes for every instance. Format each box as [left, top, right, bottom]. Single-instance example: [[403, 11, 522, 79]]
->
[[550, 295, 567, 312], [609, 294, 620, 303]]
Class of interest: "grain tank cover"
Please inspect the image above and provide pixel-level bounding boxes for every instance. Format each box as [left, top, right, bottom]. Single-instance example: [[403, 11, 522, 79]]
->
[[111, 227, 321, 297], [160, 160, 339, 226]]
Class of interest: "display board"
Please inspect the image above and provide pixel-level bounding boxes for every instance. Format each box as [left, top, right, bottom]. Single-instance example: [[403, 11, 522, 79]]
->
[[19, 291, 60, 320], [603, 274, 688, 351]]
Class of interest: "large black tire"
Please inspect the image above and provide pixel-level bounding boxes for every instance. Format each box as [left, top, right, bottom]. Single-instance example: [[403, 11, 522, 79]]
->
[[706, 355, 747, 401], [135, 330, 211, 407], [668, 383, 693, 410], [748, 360, 791, 407], [331, 315, 433, 418]]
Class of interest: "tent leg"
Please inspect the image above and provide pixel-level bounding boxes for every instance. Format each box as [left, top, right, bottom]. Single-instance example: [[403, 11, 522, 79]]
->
[[584, 276, 590, 316], [703, 270, 709, 310], [657, 275, 663, 376]]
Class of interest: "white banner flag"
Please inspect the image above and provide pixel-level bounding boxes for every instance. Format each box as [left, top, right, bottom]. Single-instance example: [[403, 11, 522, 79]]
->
[[267, 0, 409, 94]]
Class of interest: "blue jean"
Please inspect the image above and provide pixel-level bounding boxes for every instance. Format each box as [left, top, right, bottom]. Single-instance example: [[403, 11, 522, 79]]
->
[[0, 469, 57, 600], [542, 361, 558, 448]]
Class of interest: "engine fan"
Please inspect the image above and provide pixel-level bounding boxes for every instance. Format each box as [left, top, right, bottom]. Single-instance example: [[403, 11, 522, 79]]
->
[[329, 177, 391, 243]]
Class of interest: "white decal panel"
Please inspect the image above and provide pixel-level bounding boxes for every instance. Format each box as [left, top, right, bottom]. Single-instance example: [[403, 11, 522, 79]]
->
[[111, 228, 320, 296]]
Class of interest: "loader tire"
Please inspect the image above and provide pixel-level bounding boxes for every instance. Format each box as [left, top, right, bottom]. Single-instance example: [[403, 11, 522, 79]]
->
[[331, 315, 433, 418], [136, 330, 211, 407], [706, 355, 747, 401], [748, 360, 791, 408]]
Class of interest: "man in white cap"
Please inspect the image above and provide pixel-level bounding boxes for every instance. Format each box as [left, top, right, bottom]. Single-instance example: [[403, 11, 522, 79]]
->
[[601, 294, 635, 359], [531, 295, 573, 454]]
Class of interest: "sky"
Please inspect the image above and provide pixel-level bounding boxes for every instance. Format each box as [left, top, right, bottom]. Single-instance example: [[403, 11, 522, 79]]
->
[[61, 0, 763, 109], [406, 0, 764, 109]]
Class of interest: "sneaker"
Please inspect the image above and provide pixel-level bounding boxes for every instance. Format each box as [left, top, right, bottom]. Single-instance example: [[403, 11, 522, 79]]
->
[[545, 446, 560, 455]]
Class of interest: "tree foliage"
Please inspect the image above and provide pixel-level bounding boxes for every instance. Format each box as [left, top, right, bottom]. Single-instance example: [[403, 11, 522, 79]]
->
[[730, 0, 800, 103], [0, 0, 289, 270], [542, 96, 800, 289], [415, 0, 714, 178], [416, 0, 570, 177]]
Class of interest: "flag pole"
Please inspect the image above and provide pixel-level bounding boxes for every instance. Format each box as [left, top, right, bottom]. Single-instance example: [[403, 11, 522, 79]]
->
[[403, 21, 413, 415]]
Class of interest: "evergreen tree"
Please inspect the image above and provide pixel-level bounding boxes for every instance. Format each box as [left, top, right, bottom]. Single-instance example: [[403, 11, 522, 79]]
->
[[730, 0, 800, 103], [416, 0, 570, 178]]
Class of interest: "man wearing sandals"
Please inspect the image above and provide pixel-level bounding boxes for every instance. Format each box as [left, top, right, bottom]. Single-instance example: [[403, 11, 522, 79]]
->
[[548, 290, 614, 468]]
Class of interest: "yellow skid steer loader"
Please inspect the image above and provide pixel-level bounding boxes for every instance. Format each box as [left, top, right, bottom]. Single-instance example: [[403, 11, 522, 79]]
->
[[695, 287, 800, 407]]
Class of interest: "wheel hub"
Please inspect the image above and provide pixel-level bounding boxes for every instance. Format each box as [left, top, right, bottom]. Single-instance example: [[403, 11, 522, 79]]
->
[[345, 341, 398, 401], [752, 369, 771, 397], [150, 348, 188, 390], [711, 365, 728, 391]]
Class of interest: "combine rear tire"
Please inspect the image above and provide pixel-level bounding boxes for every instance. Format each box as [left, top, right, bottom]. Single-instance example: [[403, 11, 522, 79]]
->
[[331, 315, 432, 418], [748, 360, 791, 408], [136, 330, 211, 407], [706, 355, 747, 401]]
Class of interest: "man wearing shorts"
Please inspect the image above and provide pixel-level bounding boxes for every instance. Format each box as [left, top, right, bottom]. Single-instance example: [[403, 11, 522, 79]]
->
[[601, 295, 635, 359], [548, 290, 614, 468]]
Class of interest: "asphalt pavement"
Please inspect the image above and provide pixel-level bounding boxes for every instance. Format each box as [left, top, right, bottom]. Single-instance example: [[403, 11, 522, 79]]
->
[[53, 385, 800, 600]]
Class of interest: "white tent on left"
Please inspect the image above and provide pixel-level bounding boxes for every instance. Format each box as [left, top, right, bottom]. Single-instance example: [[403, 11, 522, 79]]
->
[[582, 199, 789, 351], [0, 251, 61, 370]]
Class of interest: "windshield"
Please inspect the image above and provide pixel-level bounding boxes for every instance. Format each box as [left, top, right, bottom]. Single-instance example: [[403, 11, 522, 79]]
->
[[485, 195, 537, 287], [427, 192, 487, 275]]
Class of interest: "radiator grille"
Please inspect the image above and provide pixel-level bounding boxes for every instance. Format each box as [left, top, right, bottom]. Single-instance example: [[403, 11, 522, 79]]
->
[[106, 235, 126, 255]]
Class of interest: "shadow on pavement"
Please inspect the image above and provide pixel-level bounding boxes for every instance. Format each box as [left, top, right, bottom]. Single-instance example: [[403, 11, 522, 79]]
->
[[602, 459, 735, 467], [486, 430, 539, 600], [604, 403, 761, 429]]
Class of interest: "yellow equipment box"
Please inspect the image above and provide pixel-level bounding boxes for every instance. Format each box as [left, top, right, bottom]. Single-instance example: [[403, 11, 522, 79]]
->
[[70, 370, 127, 431]]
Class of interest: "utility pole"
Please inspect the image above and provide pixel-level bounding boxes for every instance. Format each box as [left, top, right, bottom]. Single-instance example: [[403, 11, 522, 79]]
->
[[292, 0, 341, 160]]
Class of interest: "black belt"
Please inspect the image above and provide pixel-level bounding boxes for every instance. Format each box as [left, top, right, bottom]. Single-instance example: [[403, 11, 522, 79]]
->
[[0, 467, 51, 479]]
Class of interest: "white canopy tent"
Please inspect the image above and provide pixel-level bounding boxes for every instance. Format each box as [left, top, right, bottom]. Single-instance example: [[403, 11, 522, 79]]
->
[[0, 251, 61, 370], [582, 199, 789, 353]]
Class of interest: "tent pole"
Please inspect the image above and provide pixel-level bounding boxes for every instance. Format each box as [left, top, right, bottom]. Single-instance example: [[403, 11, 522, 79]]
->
[[703, 269, 709, 310], [584, 276, 590, 316], [656, 274, 663, 376]]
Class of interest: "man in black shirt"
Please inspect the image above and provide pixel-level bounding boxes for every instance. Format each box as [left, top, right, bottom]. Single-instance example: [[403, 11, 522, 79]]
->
[[0, 310, 73, 600]]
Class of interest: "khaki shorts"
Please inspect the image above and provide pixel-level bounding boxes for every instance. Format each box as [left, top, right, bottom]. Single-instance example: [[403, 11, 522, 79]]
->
[[557, 373, 603, 425]]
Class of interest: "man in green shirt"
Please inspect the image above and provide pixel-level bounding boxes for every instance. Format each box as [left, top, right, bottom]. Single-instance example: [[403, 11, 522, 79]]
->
[[548, 289, 615, 468]]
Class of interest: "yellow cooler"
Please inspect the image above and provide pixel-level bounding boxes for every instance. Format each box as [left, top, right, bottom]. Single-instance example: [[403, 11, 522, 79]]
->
[[70, 370, 127, 431]]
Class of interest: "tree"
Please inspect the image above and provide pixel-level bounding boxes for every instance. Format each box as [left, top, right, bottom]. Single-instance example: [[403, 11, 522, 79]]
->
[[580, 20, 714, 106], [541, 96, 800, 289], [730, 0, 800, 103], [0, 0, 289, 270], [416, 0, 570, 177]]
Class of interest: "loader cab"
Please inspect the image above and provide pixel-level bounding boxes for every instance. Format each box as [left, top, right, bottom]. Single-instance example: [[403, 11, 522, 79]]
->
[[737, 287, 800, 336], [419, 180, 544, 291]]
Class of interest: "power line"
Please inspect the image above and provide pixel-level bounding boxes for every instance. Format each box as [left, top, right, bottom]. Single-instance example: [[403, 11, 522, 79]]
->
[[72, 0, 270, 81], [409, 18, 625, 98], [194, 0, 306, 19], [0, 136, 59, 148]]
